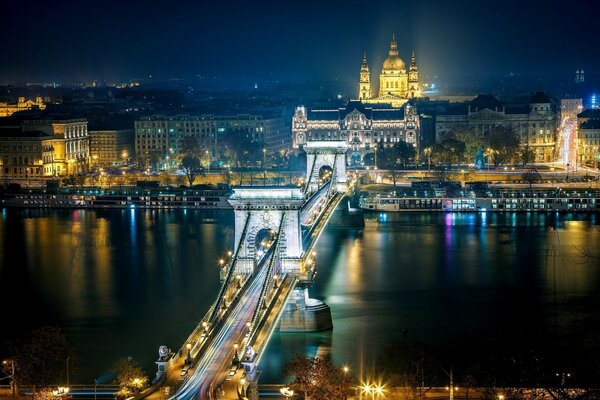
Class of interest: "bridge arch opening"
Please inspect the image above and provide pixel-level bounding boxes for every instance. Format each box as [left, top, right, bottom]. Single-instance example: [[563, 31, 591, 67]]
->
[[318, 165, 333, 185], [252, 227, 277, 258]]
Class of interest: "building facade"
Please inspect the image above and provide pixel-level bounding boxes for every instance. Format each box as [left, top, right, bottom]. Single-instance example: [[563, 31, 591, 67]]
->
[[292, 100, 419, 164], [0, 128, 64, 179], [561, 98, 583, 121], [22, 118, 90, 174], [89, 129, 134, 167], [435, 93, 557, 162], [134, 113, 289, 165], [359, 35, 421, 108], [0, 97, 47, 117], [577, 108, 600, 166]]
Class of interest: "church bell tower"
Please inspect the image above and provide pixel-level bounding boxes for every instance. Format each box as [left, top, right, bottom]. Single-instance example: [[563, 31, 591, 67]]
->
[[408, 51, 420, 98], [359, 52, 371, 100]]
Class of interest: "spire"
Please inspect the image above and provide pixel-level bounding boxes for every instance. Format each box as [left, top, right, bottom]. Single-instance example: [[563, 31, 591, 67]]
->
[[359, 51, 371, 100], [361, 52, 369, 72], [410, 50, 417, 70], [389, 34, 399, 56]]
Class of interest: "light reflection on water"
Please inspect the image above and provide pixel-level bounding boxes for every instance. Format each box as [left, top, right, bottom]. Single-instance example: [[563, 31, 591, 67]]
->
[[0, 209, 599, 384]]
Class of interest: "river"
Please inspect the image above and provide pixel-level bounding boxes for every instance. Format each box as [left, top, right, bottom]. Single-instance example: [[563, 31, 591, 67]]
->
[[0, 208, 598, 384]]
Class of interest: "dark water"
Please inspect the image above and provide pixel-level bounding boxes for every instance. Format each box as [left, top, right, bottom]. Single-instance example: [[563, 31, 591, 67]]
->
[[1, 208, 599, 384]]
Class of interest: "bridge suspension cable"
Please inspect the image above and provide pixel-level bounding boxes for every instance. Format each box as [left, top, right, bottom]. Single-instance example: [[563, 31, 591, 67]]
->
[[326, 154, 337, 198], [209, 211, 251, 324], [303, 155, 317, 195], [247, 214, 285, 343]]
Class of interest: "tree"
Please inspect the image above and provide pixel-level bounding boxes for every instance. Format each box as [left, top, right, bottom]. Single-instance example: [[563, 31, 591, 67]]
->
[[159, 171, 172, 187], [113, 357, 148, 399], [283, 355, 353, 400], [220, 127, 263, 167], [450, 126, 483, 162], [522, 169, 542, 188], [431, 139, 466, 167], [12, 326, 78, 387], [182, 136, 201, 155], [221, 169, 233, 186], [376, 141, 416, 186], [378, 341, 443, 391], [487, 127, 521, 166], [75, 173, 86, 190], [180, 154, 202, 186]]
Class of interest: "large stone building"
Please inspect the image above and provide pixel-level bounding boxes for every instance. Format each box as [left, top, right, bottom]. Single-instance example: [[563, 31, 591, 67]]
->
[[359, 35, 421, 108], [22, 118, 90, 174], [577, 108, 600, 166], [0, 97, 47, 117], [135, 113, 289, 165], [435, 93, 557, 162], [89, 129, 134, 167], [292, 100, 419, 164], [0, 127, 64, 179]]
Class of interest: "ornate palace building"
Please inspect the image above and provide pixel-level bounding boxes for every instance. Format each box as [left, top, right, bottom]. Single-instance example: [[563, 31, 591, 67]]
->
[[292, 100, 419, 164], [359, 34, 421, 107]]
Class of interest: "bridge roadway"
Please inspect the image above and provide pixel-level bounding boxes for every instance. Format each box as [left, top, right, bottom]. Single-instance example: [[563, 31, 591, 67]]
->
[[173, 249, 276, 400], [158, 180, 345, 400]]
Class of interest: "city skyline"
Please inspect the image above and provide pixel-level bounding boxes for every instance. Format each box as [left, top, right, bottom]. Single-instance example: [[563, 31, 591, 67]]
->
[[1, 0, 599, 86]]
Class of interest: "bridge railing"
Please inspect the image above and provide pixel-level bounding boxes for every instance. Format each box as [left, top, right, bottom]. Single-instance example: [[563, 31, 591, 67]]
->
[[209, 211, 251, 324], [252, 275, 298, 365]]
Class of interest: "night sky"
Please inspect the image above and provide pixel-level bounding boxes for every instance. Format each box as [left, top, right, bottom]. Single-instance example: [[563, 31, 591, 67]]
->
[[1, 0, 599, 85]]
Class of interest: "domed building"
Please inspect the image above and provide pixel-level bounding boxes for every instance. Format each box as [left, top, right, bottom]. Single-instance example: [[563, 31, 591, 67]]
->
[[359, 34, 420, 107]]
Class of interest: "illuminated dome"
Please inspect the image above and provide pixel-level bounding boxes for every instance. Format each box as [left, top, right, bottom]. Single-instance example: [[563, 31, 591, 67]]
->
[[382, 34, 405, 71]]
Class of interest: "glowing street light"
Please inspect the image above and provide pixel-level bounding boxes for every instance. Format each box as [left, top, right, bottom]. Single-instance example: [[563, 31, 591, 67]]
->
[[240, 377, 247, 397], [280, 386, 294, 399]]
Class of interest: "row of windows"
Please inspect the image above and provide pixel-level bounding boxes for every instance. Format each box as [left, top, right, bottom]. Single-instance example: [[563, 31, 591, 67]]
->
[[65, 125, 87, 139], [1, 144, 40, 152], [581, 140, 600, 146], [1, 155, 43, 165], [3, 167, 42, 175]]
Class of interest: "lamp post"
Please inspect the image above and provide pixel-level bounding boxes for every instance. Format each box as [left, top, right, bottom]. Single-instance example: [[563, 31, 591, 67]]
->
[[233, 344, 239, 366], [556, 372, 571, 386], [240, 377, 246, 398], [186, 343, 192, 365], [3, 360, 15, 398]]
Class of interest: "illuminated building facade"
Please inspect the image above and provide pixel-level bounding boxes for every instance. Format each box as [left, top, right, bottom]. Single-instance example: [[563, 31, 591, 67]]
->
[[577, 108, 600, 166], [0, 97, 47, 117], [359, 35, 420, 108], [292, 100, 420, 163], [435, 93, 557, 162], [0, 128, 64, 179], [22, 118, 90, 174], [135, 114, 288, 162], [89, 129, 134, 167]]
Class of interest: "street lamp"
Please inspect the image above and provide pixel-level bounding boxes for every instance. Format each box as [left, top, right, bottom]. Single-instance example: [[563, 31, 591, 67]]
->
[[279, 386, 294, 400], [186, 343, 192, 365], [233, 344, 239, 365], [240, 377, 246, 398], [556, 372, 571, 386], [3, 360, 15, 398]]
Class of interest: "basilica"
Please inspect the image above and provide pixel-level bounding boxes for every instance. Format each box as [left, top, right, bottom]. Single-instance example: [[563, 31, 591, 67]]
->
[[359, 34, 421, 107]]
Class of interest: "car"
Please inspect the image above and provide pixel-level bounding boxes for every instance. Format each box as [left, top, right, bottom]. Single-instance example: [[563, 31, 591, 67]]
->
[[180, 368, 189, 377], [228, 369, 236, 377]]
